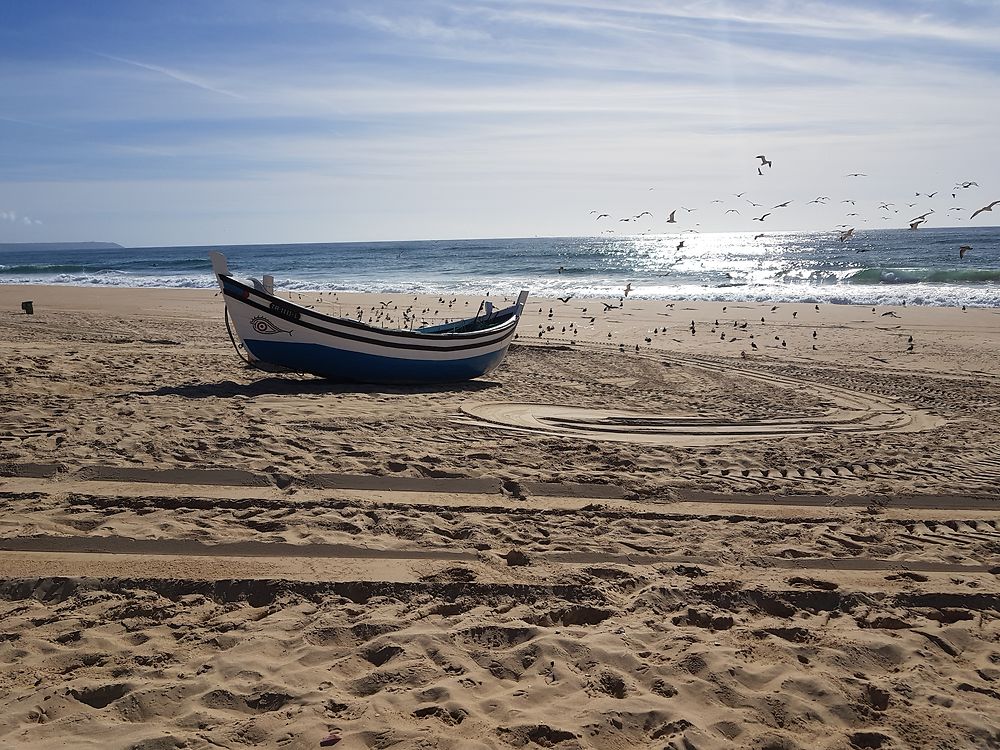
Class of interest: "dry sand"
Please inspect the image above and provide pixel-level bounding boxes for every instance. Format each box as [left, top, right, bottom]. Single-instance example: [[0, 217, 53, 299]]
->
[[1, 284, 999, 750]]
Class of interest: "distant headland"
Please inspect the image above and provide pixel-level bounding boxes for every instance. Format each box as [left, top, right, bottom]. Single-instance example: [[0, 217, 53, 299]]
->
[[0, 241, 124, 250]]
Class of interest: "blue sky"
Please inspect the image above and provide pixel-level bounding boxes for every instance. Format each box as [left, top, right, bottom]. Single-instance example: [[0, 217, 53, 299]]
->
[[1, 0, 999, 245]]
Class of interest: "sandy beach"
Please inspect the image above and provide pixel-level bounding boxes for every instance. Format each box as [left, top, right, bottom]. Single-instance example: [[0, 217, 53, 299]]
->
[[2, 284, 999, 750]]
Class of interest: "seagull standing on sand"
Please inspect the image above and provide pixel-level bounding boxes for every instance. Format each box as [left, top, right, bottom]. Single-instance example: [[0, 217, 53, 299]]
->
[[970, 200, 1000, 219]]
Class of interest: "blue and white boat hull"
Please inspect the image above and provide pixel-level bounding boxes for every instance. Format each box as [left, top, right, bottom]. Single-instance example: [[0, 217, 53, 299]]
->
[[210, 252, 528, 384]]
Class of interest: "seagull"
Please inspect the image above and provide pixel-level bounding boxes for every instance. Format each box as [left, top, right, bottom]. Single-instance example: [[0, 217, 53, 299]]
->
[[841, 199, 855, 205], [624, 283, 633, 297], [557, 295, 574, 303], [725, 209, 740, 214], [957, 181, 979, 189], [676, 241, 685, 251], [839, 227, 855, 243], [711, 199, 724, 204], [746, 199, 762, 207], [753, 233, 766, 240], [681, 207, 696, 212], [772, 200, 793, 209], [807, 197, 827, 204], [959, 245, 972, 259], [753, 213, 771, 221], [596, 214, 610, 220], [970, 200, 1000, 219], [734, 192, 746, 198], [916, 191, 938, 198], [755, 154, 772, 167], [602, 302, 616, 311], [635, 211, 652, 218], [846, 172, 867, 177], [910, 210, 934, 222], [666, 209, 677, 223], [908, 219, 925, 230]]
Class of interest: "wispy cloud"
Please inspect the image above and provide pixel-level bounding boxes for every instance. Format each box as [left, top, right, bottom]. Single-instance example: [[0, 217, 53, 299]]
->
[[91, 52, 246, 100]]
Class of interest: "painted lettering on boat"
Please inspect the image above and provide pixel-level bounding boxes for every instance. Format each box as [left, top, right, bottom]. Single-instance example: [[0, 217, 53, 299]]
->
[[268, 301, 301, 321]]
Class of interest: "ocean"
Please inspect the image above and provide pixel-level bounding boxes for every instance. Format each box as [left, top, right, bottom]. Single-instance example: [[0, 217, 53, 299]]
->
[[2, 227, 999, 307]]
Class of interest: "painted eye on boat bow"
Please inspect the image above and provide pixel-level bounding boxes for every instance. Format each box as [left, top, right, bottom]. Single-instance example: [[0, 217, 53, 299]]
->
[[250, 316, 291, 335]]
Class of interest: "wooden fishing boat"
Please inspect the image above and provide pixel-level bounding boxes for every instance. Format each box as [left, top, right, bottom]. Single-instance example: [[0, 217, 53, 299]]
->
[[210, 252, 528, 383]]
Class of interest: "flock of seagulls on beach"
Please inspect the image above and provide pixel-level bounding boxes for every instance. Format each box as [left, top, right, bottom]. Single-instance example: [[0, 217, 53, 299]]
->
[[250, 152, 994, 366], [281, 289, 933, 364], [588, 155, 997, 260]]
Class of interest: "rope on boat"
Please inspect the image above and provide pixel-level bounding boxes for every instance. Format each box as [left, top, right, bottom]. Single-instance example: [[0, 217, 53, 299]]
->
[[223, 306, 254, 367]]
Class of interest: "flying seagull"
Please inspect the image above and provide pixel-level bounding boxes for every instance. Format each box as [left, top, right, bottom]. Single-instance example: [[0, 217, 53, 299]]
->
[[666, 209, 678, 223], [676, 240, 685, 251], [846, 173, 867, 177], [908, 219, 925, 230], [755, 154, 772, 167], [596, 214, 610, 220], [970, 200, 1000, 219], [557, 295, 573, 303], [753, 233, 766, 240], [635, 211, 652, 218], [957, 181, 979, 189], [839, 227, 855, 242], [725, 209, 740, 214], [753, 213, 771, 222], [910, 211, 934, 222], [772, 200, 793, 209], [959, 245, 972, 259]]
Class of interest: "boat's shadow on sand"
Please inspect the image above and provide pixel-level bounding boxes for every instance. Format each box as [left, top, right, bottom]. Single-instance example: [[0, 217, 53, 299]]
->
[[132, 375, 502, 399]]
